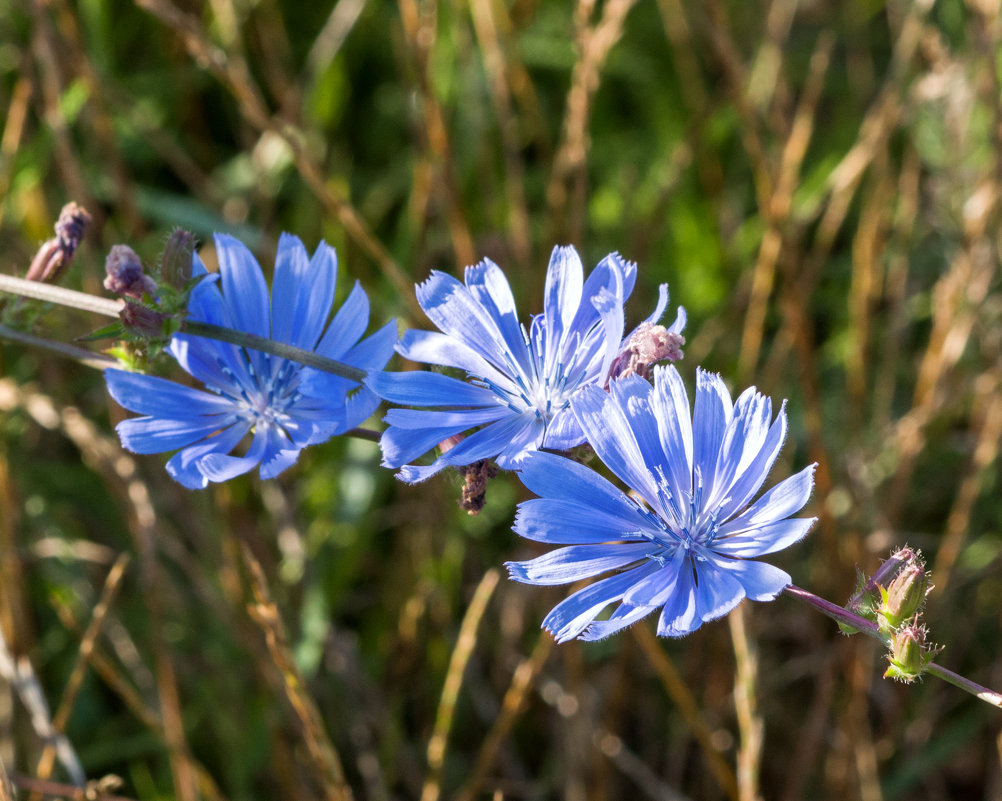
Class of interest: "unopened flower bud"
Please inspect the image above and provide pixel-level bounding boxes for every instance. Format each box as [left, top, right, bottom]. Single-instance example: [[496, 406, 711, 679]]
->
[[607, 323, 685, 384], [54, 202, 91, 255], [24, 202, 92, 283], [161, 229, 195, 289], [105, 245, 157, 299], [878, 560, 931, 634], [120, 300, 169, 339], [884, 623, 931, 683]]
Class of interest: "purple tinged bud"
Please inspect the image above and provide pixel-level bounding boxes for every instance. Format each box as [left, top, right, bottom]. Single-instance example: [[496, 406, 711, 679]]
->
[[607, 322, 685, 384], [120, 300, 169, 339], [161, 229, 195, 289], [24, 202, 92, 283], [54, 202, 91, 255], [104, 245, 157, 299]]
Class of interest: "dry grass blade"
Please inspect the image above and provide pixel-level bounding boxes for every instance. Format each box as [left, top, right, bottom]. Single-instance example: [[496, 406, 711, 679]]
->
[[729, 607, 763, 801], [419, 567, 500, 801], [0, 629, 85, 786], [453, 632, 552, 801], [29, 554, 131, 798], [546, 0, 638, 241], [397, 0, 476, 269], [0, 755, 12, 801], [242, 545, 354, 801], [0, 379, 203, 801], [133, 0, 418, 317], [632, 625, 739, 801], [469, 0, 532, 270]]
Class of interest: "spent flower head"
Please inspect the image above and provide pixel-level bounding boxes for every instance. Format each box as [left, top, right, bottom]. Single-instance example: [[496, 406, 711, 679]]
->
[[506, 365, 816, 641], [367, 246, 684, 482], [105, 232, 396, 488]]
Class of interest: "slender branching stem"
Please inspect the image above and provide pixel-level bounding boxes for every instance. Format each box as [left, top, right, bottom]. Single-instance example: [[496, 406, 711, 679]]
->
[[0, 273, 122, 317], [784, 584, 1002, 710], [0, 274, 368, 382], [181, 321, 367, 382]]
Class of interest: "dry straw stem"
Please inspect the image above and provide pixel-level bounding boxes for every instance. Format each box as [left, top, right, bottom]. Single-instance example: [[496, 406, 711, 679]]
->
[[12, 775, 137, 801], [737, 30, 835, 384], [452, 632, 552, 801], [0, 379, 213, 801], [0, 628, 85, 786], [546, 0, 638, 242], [397, 0, 476, 270], [28, 554, 131, 799], [133, 0, 419, 319], [729, 607, 764, 801], [419, 567, 500, 801], [468, 0, 531, 270], [242, 545, 354, 801], [632, 625, 739, 801], [933, 370, 1002, 592]]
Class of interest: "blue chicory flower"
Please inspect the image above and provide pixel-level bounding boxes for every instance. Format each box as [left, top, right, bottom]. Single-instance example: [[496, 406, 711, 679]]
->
[[105, 233, 397, 489], [506, 365, 816, 641], [366, 246, 685, 482]]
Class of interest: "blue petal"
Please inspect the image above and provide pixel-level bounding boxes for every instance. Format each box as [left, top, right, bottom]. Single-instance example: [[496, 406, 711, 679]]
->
[[714, 517, 816, 557], [513, 498, 657, 544], [105, 369, 235, 417], [578, 602, 656, 641], [651, 365, 694, 503], [516, 450, 642, 520], [542, 246, 584, 355], [316, 281, 368, 359], [272, 235, 337, 350], [535, 563, 659, 643], [384, 406, 510, 430], [571, 385, 660, 504], [692, 369, 732, 497], [690, 558, 746, 624], [165, 422, 251, 489], [116, 415, 240, 454], [198, 425, 271, 482], [365, 370, 499, 407], [720, 463, 817, 534], [215, 234, 270, 338], [622, 548, 687, 608], [342, 319, 398, 371], [506, 542, 654, 586], [714, 557, 791, 601], [464, 258, 531, 375], [416, 271, 513, 369], [397, 329, 499, 378], [379, 422, 471, 469], [540, 406, 585, 450], [718, 402, 788, 520]]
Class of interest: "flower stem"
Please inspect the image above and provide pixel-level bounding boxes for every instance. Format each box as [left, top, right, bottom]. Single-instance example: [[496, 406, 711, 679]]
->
[[181, 321, 367, 383], [0, 275, 369, 382], [0, 273, 122, 317], [783, 584, 1002, 710], [0, 324, 116, 369]]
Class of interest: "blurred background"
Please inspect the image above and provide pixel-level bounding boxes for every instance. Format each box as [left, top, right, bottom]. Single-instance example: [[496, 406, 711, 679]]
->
[[1, 0, 1001, 799]]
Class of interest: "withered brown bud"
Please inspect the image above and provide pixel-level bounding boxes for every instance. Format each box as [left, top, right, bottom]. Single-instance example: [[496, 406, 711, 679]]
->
[[607, 322, 685, 384], [24, 202, 92, 283], [104, 245, 157, 299]]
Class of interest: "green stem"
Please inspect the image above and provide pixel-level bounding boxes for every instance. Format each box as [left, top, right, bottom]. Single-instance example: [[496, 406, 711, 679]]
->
[[0, 324, 117, 369], [784, 585, 1002, 710], [0, 273, 122, 317], [0, 274, 370, 383], [181, 321, 367, 383]]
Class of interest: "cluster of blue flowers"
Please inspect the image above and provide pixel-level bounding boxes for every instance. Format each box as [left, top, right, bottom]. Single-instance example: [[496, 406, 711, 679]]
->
[[106, 233, 815, 640]]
